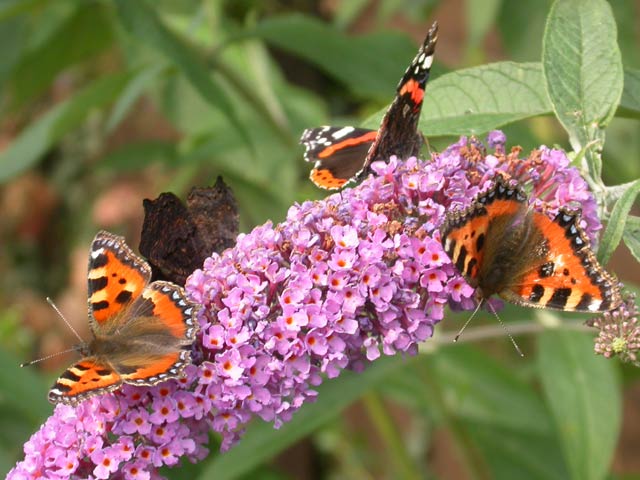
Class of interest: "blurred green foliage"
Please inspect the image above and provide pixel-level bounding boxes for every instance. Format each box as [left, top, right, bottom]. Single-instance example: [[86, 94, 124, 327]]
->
[[0, 0, 639, 479]]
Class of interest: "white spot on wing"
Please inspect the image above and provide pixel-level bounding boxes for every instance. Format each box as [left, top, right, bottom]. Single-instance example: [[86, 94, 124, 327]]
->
[[588, 300, 602, 312], [331, 126, 355, 139]]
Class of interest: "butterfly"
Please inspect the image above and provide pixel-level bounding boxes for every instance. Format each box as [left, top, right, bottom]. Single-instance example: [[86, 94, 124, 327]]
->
[[440, 176, 622, 312], [300, 21, 439, 190], [48, 231, 199, 405]]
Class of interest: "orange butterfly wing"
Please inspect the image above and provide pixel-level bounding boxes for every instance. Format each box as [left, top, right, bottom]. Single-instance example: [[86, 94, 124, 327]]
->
[[502, 208, 622, 312], [114, 281, 198, 385], [48, 232, 199, 405], [441, 178, 526, 285], [87, 231, 151, 329], [49, 358, 122, 405]]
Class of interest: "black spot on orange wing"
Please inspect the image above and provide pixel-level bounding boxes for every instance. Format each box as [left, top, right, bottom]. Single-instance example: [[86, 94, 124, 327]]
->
[[115, 290, 133, 304], [575, 293, 594, 311], [91, 253, 108, 269], [547, 287, 572, 309], [538, 262, 555, 278], [89, 276, 108, 291], [475, 233, 485, 252], [91, 300, 109, 311], [529, 284, 545, 303]]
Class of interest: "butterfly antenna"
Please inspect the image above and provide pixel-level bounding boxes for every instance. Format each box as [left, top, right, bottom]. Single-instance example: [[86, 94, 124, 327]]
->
[[486, 301, 524, 357], [20, 346, 80, 368], [454, 299, 484, 342], [46, 297, 84, 343]]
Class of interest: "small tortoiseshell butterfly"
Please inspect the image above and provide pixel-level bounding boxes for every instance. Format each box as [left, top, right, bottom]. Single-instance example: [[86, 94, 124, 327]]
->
[[48, 231, 199, 405], [440, 176, 622, 312], [301, 21, 439, 190]]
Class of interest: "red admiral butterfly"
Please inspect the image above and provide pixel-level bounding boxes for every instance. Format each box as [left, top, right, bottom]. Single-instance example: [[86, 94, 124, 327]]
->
[[300, 21, 439, 190]]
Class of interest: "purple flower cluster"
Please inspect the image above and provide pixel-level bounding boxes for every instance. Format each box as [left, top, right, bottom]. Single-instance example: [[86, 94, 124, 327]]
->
[[9, 378, 209, 480], [10, 132, 602, 479]]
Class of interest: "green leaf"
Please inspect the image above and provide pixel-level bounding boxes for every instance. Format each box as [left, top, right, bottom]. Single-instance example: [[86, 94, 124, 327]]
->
[[410, 62, 549, 136], [197, 356, 407, 480], [253, 14, 417, 99], [542, 0, 623, 175], [430, 346, 552, 434], [0, 0, 45, 21], [470, 425, 569, 480], [619, 68, 640, 119], [598, 179, 640, 264], [622, 215, 640, 263], [113, 0, 249, 146], [386, 347, 567, 479], [0, 15, 26, 87], [9, 2, 113, 107], [0, 347, 50, 424], [0, 71, 133, 183], [537, 331, 621, 480]]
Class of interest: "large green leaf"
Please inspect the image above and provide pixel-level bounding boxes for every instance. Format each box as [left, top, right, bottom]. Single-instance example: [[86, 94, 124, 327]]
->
[[470, 425, 569, 480], [429, 346, 552, 434], [9, 2, 113, 107], [622, 215, 640, 264], [598, 179, 640, 264], [364, 62, 640, 136], [0, 71, 133, 183], [253, 14, 418, 99], [114, 0, 249, 145], [542, 0, 623, 176], [0, 15, 26, 87], [385, 346, 567, 479], [197, 355, 407, 480], [0, 0, 45, 21], [537, 331, 621, 480], [619, 68, 640, 119], [417, 62, 550, 136]]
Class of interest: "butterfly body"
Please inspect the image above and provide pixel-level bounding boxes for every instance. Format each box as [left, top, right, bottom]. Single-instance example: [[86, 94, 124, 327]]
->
[[301, 21, 439, 190], [441, 177, 621, 312], [48, 231, 199, 405]]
